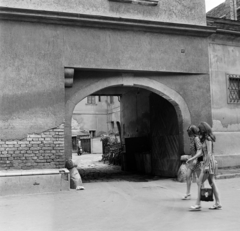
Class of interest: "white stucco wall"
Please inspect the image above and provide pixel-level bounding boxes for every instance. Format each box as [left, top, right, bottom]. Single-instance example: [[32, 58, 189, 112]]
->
[[209, 43, 240, 131], [0, 0, 207, 25]]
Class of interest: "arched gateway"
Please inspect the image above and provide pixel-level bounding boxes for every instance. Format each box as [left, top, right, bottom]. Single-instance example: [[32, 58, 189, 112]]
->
[[0, 0, 215, 194], [65, 74, 191, 177]]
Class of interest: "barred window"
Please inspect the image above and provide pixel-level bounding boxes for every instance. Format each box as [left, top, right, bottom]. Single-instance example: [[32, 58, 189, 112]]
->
[[228, 74, 240, 103], [87, 96, 96, 104]]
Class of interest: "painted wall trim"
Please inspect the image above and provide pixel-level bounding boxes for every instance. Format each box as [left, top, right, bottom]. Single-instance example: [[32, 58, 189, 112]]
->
[[0, 7, 216, 37]]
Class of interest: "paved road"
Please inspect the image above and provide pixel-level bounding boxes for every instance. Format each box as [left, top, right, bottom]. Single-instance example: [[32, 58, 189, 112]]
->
[[0, 154, 240, 231]]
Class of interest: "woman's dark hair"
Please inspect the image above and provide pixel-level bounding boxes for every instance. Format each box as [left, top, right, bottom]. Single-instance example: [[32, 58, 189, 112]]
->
[[187, 125, 199, 136], [198, 122, 216, 142]]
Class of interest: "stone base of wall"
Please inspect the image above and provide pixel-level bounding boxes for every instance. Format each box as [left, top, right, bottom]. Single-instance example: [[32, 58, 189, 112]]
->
[[0, 168, 69, 196], [0, 124, 65, 170], [215, 155, 240, 168]]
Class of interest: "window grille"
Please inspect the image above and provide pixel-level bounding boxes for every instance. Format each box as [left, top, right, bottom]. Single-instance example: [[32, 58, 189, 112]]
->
[[228, 74, 240, 103]]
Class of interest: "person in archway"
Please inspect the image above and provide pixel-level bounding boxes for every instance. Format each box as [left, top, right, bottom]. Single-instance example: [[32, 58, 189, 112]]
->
[[77, 138, 82, 156], [187, 122, 221, 211], [182, 125, 203, 200]]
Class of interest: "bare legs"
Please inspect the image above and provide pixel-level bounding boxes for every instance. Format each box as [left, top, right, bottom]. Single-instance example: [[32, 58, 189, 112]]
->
[[183, 167, 201, 199], [186, 168, 192, 195], [208, 176, 221, 206], [195, 170, 204, 206], [193, 170, 221, 208]]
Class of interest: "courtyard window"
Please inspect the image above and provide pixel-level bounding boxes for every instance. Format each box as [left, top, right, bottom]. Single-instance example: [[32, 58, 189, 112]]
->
[[228, 74, 240, 103], [87, 96, 96, 104], [111, 121, 114, 130], [89, 130, 96, 138]]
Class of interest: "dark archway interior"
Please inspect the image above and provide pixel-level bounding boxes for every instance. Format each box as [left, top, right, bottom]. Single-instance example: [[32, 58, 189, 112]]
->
[[120, 90, 180, 178], [150, 93, 180, 177]]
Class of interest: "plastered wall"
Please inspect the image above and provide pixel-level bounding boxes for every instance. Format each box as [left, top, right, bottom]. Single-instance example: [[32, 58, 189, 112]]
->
[[0, 21, 65, 140], [0, 7, 210, 169], [0, 0, 206, 25], [209, 43, 240, 131]]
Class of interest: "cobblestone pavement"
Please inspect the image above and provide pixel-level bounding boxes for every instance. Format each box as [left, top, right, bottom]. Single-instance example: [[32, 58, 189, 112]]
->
[[73, 153, 162, 183]]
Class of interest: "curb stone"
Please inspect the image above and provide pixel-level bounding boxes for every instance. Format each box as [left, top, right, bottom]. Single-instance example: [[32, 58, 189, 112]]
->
[[216, 173, 240, 180]]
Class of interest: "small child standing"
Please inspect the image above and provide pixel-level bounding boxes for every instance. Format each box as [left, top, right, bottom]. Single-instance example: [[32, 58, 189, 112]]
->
[[65, 159, 85, 190]]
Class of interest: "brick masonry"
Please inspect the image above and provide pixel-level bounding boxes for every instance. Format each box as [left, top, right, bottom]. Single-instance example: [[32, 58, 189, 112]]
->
[[0, 124, 65, 170]]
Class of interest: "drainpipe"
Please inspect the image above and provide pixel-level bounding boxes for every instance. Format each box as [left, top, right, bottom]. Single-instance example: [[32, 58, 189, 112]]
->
[[225, 0, 238, 20]]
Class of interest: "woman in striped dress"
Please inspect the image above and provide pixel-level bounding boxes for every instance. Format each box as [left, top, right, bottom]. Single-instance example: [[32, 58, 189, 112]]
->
[[187, 122, 222, 211]]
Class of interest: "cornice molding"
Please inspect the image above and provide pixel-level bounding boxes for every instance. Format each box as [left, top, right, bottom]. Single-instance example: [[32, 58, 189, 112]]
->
[[0, 7, 216, 37], [207, 16, 240, 35], [217, 29, 240, 35]]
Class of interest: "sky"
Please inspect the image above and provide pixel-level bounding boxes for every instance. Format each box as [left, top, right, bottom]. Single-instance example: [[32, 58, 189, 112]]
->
[[205, 0, 225, 12]]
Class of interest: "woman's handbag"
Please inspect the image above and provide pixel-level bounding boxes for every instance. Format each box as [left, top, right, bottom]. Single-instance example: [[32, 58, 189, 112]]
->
[[200, 187, 214, 201]]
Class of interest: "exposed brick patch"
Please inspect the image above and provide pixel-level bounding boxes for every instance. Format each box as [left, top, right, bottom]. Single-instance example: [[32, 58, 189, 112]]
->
[[0, 124, 65, 170]]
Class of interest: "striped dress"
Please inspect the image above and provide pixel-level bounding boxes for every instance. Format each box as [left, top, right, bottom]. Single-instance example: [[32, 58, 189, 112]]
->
[[201, 139, 217, 175]]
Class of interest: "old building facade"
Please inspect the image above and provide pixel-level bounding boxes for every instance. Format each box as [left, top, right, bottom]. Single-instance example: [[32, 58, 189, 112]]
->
[[204, 0, 240, 168], [72, 96, 120, 137], [0, 0, 239, 180]]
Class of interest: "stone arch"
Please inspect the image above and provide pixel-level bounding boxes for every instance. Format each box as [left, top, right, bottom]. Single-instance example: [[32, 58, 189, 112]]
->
[[65, 76, 191, 160]]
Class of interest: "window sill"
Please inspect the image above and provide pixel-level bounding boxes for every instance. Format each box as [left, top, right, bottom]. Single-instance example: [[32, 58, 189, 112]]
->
[[108, 0, 159, 7]]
